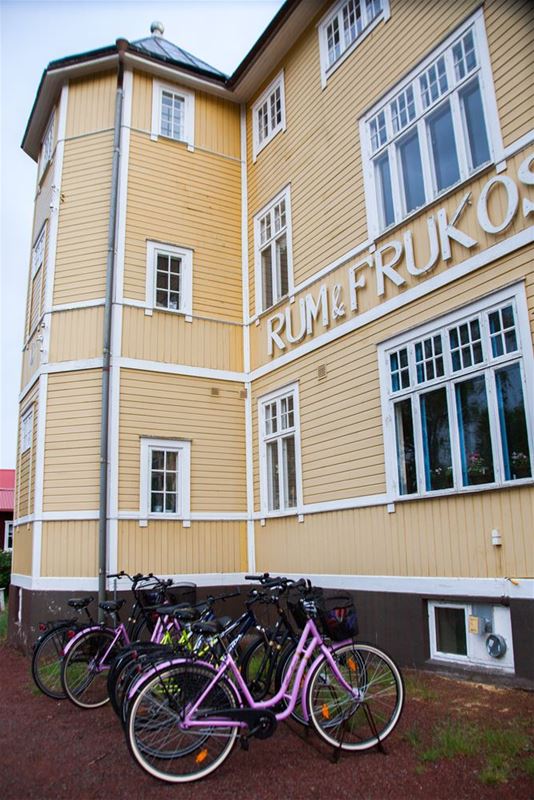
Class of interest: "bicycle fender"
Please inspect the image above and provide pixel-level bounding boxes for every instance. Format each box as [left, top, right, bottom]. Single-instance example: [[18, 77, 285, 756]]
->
[[62, 624, 111, 656]]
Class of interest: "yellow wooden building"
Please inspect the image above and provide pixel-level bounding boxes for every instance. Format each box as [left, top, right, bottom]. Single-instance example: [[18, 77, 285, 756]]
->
[[11, 0, 534, 679]]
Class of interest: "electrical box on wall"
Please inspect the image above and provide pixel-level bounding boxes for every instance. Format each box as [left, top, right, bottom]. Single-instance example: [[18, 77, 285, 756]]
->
[[470, 604, 494, 635]]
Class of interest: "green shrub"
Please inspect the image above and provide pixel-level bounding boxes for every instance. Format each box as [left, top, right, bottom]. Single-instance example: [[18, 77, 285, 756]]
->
[[0, 550, 12, 589]]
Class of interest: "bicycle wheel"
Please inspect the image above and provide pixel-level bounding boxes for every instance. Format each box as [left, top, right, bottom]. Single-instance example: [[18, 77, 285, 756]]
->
[[127, 662, 239, 783], [31, 624, 74, 699], [240, 635, 279, 700], [110, 643, 171, 719], [306, 642, 404, 751], [61, 629, 121, 709]]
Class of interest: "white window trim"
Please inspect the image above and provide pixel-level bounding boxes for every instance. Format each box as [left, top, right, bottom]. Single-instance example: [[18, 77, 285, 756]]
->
[[360, 8, 503, 239], [38, 111, 55, 180], [140, 437, 191, 521], [21, 406, 34, 454], [252, 70, 286, 162], [145, 241, 193, 319], [318, 0, 390, 89], [258, 382, 303, 517], [4, 521, 14, 552], [150, 80, 195, 151], [253, 184, 294, 316], [377, 283, 534, 502], [28, 224, 47, 338]]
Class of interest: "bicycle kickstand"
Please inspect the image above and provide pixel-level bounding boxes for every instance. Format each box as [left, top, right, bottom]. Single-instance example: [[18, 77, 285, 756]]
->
[[331, 713, 349, 764], [362, 701, 387, 755]]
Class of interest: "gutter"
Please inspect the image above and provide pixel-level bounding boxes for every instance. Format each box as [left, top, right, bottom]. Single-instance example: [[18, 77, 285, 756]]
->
[[98, 38, 128, 615]]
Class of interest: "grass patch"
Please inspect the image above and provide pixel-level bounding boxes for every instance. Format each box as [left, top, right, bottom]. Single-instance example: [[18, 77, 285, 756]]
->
[[0, 604, 7, 641], [404, 671, 439, 702], [421, 719, 480, 761]]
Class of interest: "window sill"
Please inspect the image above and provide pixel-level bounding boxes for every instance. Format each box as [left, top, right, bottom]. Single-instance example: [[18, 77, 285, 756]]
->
[[152, 132, 194, 152], [394, 477, 534, 503]]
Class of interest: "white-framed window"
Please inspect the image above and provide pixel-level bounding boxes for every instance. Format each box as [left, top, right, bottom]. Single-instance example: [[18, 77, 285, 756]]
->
[[151, 80, 195, 149], [21, 407, 34, 454], [252, 71, 286, 161], [3, 521, 14, 552], [38, 112, 54, 179], [140, 438, 191, 519], [259, 383, 302, 515], [361, 10, 501, 236], [428, 601, 514, 671], [254, 186, 293, 315], [318, 0, 390, 87], [29, 225, 46, 334], [146, 241, 193, 318], [378, 285, 534, 500]]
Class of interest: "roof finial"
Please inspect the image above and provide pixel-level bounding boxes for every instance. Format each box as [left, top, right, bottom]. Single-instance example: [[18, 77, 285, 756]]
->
[[150, 20, 164, 37]]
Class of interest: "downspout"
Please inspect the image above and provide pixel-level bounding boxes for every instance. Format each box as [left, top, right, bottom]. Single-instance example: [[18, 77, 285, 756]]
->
[[98, 39, 128, 616]]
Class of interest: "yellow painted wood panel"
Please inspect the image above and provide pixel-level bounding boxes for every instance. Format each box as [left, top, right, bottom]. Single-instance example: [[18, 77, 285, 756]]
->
[[119, 369, 246, 512], [131, 72, 240, 159], [65, 72, 116, 139], [123, 131, 242, 321], [49, 307, 104, 362], [251, 246, 534, 509], [255, 486, 534, 579], [12, 525, 33, 576], [121, 307, 242, 371], [53, 132, 113, 305], [41, 521, 98, 577], [117, 519, 246, 575], [43, 371, 102, 511]]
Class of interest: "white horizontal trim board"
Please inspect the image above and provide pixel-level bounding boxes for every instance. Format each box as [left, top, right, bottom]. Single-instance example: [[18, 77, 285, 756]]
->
[[51, 299, 106, 312], [118, 357, 246, 383], [11, 572, 533, 600], [43, 358, 103, 373], [500, 128, 534, 161], [251, 227, 534, 380]]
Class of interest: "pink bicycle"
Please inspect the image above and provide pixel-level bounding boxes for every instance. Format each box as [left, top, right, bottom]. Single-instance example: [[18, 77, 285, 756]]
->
[[125, 577, 404, 783]]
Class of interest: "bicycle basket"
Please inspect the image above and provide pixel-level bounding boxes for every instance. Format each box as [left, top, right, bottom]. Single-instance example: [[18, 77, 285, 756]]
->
[[165, 582, 197, 606], [318, 595, 358, 642], [286, 586, 324, 630], [138, 587, 166, 608]]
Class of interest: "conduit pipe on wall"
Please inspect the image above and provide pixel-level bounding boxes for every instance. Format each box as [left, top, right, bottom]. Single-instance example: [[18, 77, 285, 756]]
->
[[98, 40, 128, 616]]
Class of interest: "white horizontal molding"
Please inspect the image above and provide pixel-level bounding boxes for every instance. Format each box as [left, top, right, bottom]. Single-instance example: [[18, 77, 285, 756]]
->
[[13, 515, 34, 526], [499, 128, 534, 161], [43, 358, 103, 374], [118, 357, 246, 383], [252, 226, 534, 381], [50, 299, 105, 313], [40, 511, 99, 521], [117, 511, 248, 522]]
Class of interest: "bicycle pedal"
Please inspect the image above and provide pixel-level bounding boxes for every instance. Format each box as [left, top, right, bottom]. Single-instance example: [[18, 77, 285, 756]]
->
[[239, 736, 250, 751]]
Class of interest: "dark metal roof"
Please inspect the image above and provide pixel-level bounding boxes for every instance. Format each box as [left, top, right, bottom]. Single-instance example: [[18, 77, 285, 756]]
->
[[130, 36, 226, 79]]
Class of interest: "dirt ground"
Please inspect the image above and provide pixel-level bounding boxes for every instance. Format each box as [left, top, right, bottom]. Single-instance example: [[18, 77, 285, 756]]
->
[[1, 642, 533, 800]]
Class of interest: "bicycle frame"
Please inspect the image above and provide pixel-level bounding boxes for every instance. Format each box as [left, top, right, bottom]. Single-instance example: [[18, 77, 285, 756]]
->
[[62, 623, 130, 665]]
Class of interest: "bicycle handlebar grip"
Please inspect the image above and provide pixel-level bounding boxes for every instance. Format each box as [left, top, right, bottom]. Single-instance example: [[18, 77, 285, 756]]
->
[[244, 573, 270, 581]]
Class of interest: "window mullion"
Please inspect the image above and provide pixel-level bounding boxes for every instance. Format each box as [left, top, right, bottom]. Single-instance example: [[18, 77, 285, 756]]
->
[[271, 240, 279, 303], [448, 379, 463, 489], [485, 367, 503, 484], [278, 435, 286, 509], [412, 392, 426, 494], [418, 117, 434, 201], [388, 143, 402, 224], [449, 89, 469, 180]]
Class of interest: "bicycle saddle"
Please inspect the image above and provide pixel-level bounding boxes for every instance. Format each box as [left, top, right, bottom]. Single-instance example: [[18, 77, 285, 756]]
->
[[191, 619, 224, 635], [98, 599, 125, 613], [67, 597, 93, 609]]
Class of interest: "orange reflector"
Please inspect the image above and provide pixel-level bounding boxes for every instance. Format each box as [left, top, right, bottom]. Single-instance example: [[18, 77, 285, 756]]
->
[[195, 749, 208, 764], [347, 658, 358, 672], [322, 704, 330, 720]]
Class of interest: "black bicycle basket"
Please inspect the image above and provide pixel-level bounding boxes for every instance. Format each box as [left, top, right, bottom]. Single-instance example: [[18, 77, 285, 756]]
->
[[317, 594, 359, 641], [287, 586, 324, 630], [165, 582, 197, 606]]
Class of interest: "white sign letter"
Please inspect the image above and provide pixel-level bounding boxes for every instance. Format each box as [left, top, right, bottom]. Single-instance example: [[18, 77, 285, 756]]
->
[[518, 152, 534, 217], [267, 312, 286, 356], [348, 257, 371, 311], [374, 241, 404, 297], [477, 175, 519, 234], [285, 299, 307, 344], [305, 285, 329, 335], [404, 217, 439, 276], [437, 194, 477, 261]]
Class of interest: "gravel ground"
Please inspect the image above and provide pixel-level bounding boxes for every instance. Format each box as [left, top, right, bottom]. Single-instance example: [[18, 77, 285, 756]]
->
[[1, 642, 533, 800]]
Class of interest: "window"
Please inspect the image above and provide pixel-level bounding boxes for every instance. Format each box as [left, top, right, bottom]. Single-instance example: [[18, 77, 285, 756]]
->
[[252, 71, 286, 160], [151, 81, 195, 149], [254, 187, 292, 314], [146, 241, 193, 318], [4, 522, 14, 552], [379, 287, 533, 499], [140, 438, 191, 519], [29, 225, 46, 334], [21, 407, 34, 453], [259, 384, 302, 515], [319, 0, 390, 86], [361, 11, 499, 235], [38, 112, 54, 179]]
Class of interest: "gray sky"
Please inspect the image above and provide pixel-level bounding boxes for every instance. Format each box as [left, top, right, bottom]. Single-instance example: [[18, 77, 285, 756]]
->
[[0, 0, 283, 468]]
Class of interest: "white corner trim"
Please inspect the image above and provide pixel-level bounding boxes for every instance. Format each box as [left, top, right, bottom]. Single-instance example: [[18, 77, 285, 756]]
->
[[114, 68, 132, 306]]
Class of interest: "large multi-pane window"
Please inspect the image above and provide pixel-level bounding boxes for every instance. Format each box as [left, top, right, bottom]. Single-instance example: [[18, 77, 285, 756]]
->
[[146, 241, 193, 317], [252, 72, 285, 160], [319, 0, 389, 85], [254, 187, 292, 313], [151, 81, 194, 148], [362, 12, 498, 234], [260, 385, 301, 514], [29, 225, 46, 334], [380, 288, 533, 499], [38, 113, 54, 179], [140, 438, 190, 519]]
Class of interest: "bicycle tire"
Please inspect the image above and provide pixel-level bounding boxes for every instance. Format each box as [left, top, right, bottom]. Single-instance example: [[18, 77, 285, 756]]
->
[[127, 661, 239, 783], [61, 629, 121, 709], [108, 643, 171, 718], [306, 642, 404, 751], [31, 624, 77, 699]]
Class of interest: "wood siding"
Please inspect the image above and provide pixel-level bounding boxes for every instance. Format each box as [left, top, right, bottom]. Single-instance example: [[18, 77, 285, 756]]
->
[[254, 486, 533, 580], [65, 72, 116, 139], [246, 0, 533, 314], [43, 371, 101, 511], [12, 525, 33, 576], [119, 370, 247, 513], [41, 520, 98, 577], [16, 383, 39, 520], [49, 306, 104, 362], [118, 519, 246, 575], [121, 307, 242, 371]]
